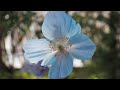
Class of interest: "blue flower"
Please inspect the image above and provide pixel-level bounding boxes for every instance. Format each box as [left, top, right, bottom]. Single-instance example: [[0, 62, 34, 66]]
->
[[23, 11, 96, 79], [20, 61, 47, 76]]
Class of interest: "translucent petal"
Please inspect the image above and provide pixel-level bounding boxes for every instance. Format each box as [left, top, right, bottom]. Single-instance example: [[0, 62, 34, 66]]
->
[[67, 23, 81, 39], [41, 51, 57, 67], [23, 38, 51, 63], [69, 34, 96, 60], [48, 53, 73, 79], [42, 11, 80, 41]]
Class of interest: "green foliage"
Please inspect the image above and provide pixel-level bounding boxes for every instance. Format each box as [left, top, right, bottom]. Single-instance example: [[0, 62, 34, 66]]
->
[[0, 11, 35, 37]]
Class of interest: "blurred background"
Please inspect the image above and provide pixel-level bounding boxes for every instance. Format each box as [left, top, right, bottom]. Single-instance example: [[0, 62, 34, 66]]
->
[[0, 11, 120, 79]]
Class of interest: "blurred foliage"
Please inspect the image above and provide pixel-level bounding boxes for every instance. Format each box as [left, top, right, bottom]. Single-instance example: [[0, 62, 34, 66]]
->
[[0, 11, 120, 79], [71, 11, 120, 79], [0, 11, 35, 37], [0, 11, 35, 79]]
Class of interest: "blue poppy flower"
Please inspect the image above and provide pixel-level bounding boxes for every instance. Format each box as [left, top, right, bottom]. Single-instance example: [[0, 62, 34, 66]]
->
[[20, 61, 47, 76], [23, 11, 96, 79]]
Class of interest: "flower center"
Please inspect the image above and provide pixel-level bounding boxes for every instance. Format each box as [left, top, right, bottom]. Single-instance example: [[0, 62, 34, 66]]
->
[[57, 44, 64, 52], [49, 37, 71, 53]]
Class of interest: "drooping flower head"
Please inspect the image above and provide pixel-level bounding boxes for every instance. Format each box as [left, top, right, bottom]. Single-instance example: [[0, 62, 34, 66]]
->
[[23, 11, 96, 79]]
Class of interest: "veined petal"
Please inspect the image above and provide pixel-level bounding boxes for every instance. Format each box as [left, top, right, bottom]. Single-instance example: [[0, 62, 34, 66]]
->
[[48, 53, 73, 79], [23, 38, 51, 63], [42, 11, 80, 41], [69, 34, 96, 60], [67, 23, 81, 39], [41, 51, 57, 67]]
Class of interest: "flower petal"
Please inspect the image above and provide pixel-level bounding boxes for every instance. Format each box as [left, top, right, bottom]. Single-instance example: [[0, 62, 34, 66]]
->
[[67, 23, 81, 39], [48, 53, 73, 79], [69, 34, 96, 60], [23, 38, 51, 63], [41, 51, 57, 67], [20, 61, 47, 76], [42, 11, 80, 41]]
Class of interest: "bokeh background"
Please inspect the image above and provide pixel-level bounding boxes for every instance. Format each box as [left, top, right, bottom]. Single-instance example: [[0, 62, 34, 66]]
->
[[0, 11, 120, 79]]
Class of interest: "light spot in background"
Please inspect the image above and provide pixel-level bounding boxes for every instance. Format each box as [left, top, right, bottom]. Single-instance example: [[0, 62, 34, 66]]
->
[[102, 11, 110, 19], [5, 31, 24, 69], [73, 58, 84, 68], [5, 32, 12, 52], [68, 11, 76, 15], [88, 19, 94, 25], [29, 22, 41, 37], [13, 54, 24, 69], [4, 32, 13, 66], [5, 14, 9, 20], [103, 25, 110, 34], [93, 12, 99, 19], [95, 20, 105, 29], [32, 11, 48, 22], [79, 12, 87, 17]]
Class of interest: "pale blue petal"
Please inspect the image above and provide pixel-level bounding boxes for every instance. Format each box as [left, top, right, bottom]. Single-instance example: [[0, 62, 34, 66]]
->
[[23, 38, 51, 63], [48, 53, 73, 79], [42, 11, 79, 41], [41, 51, 57, 67], [67, 23, 81, 39], [69, 34, 96, 60]]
